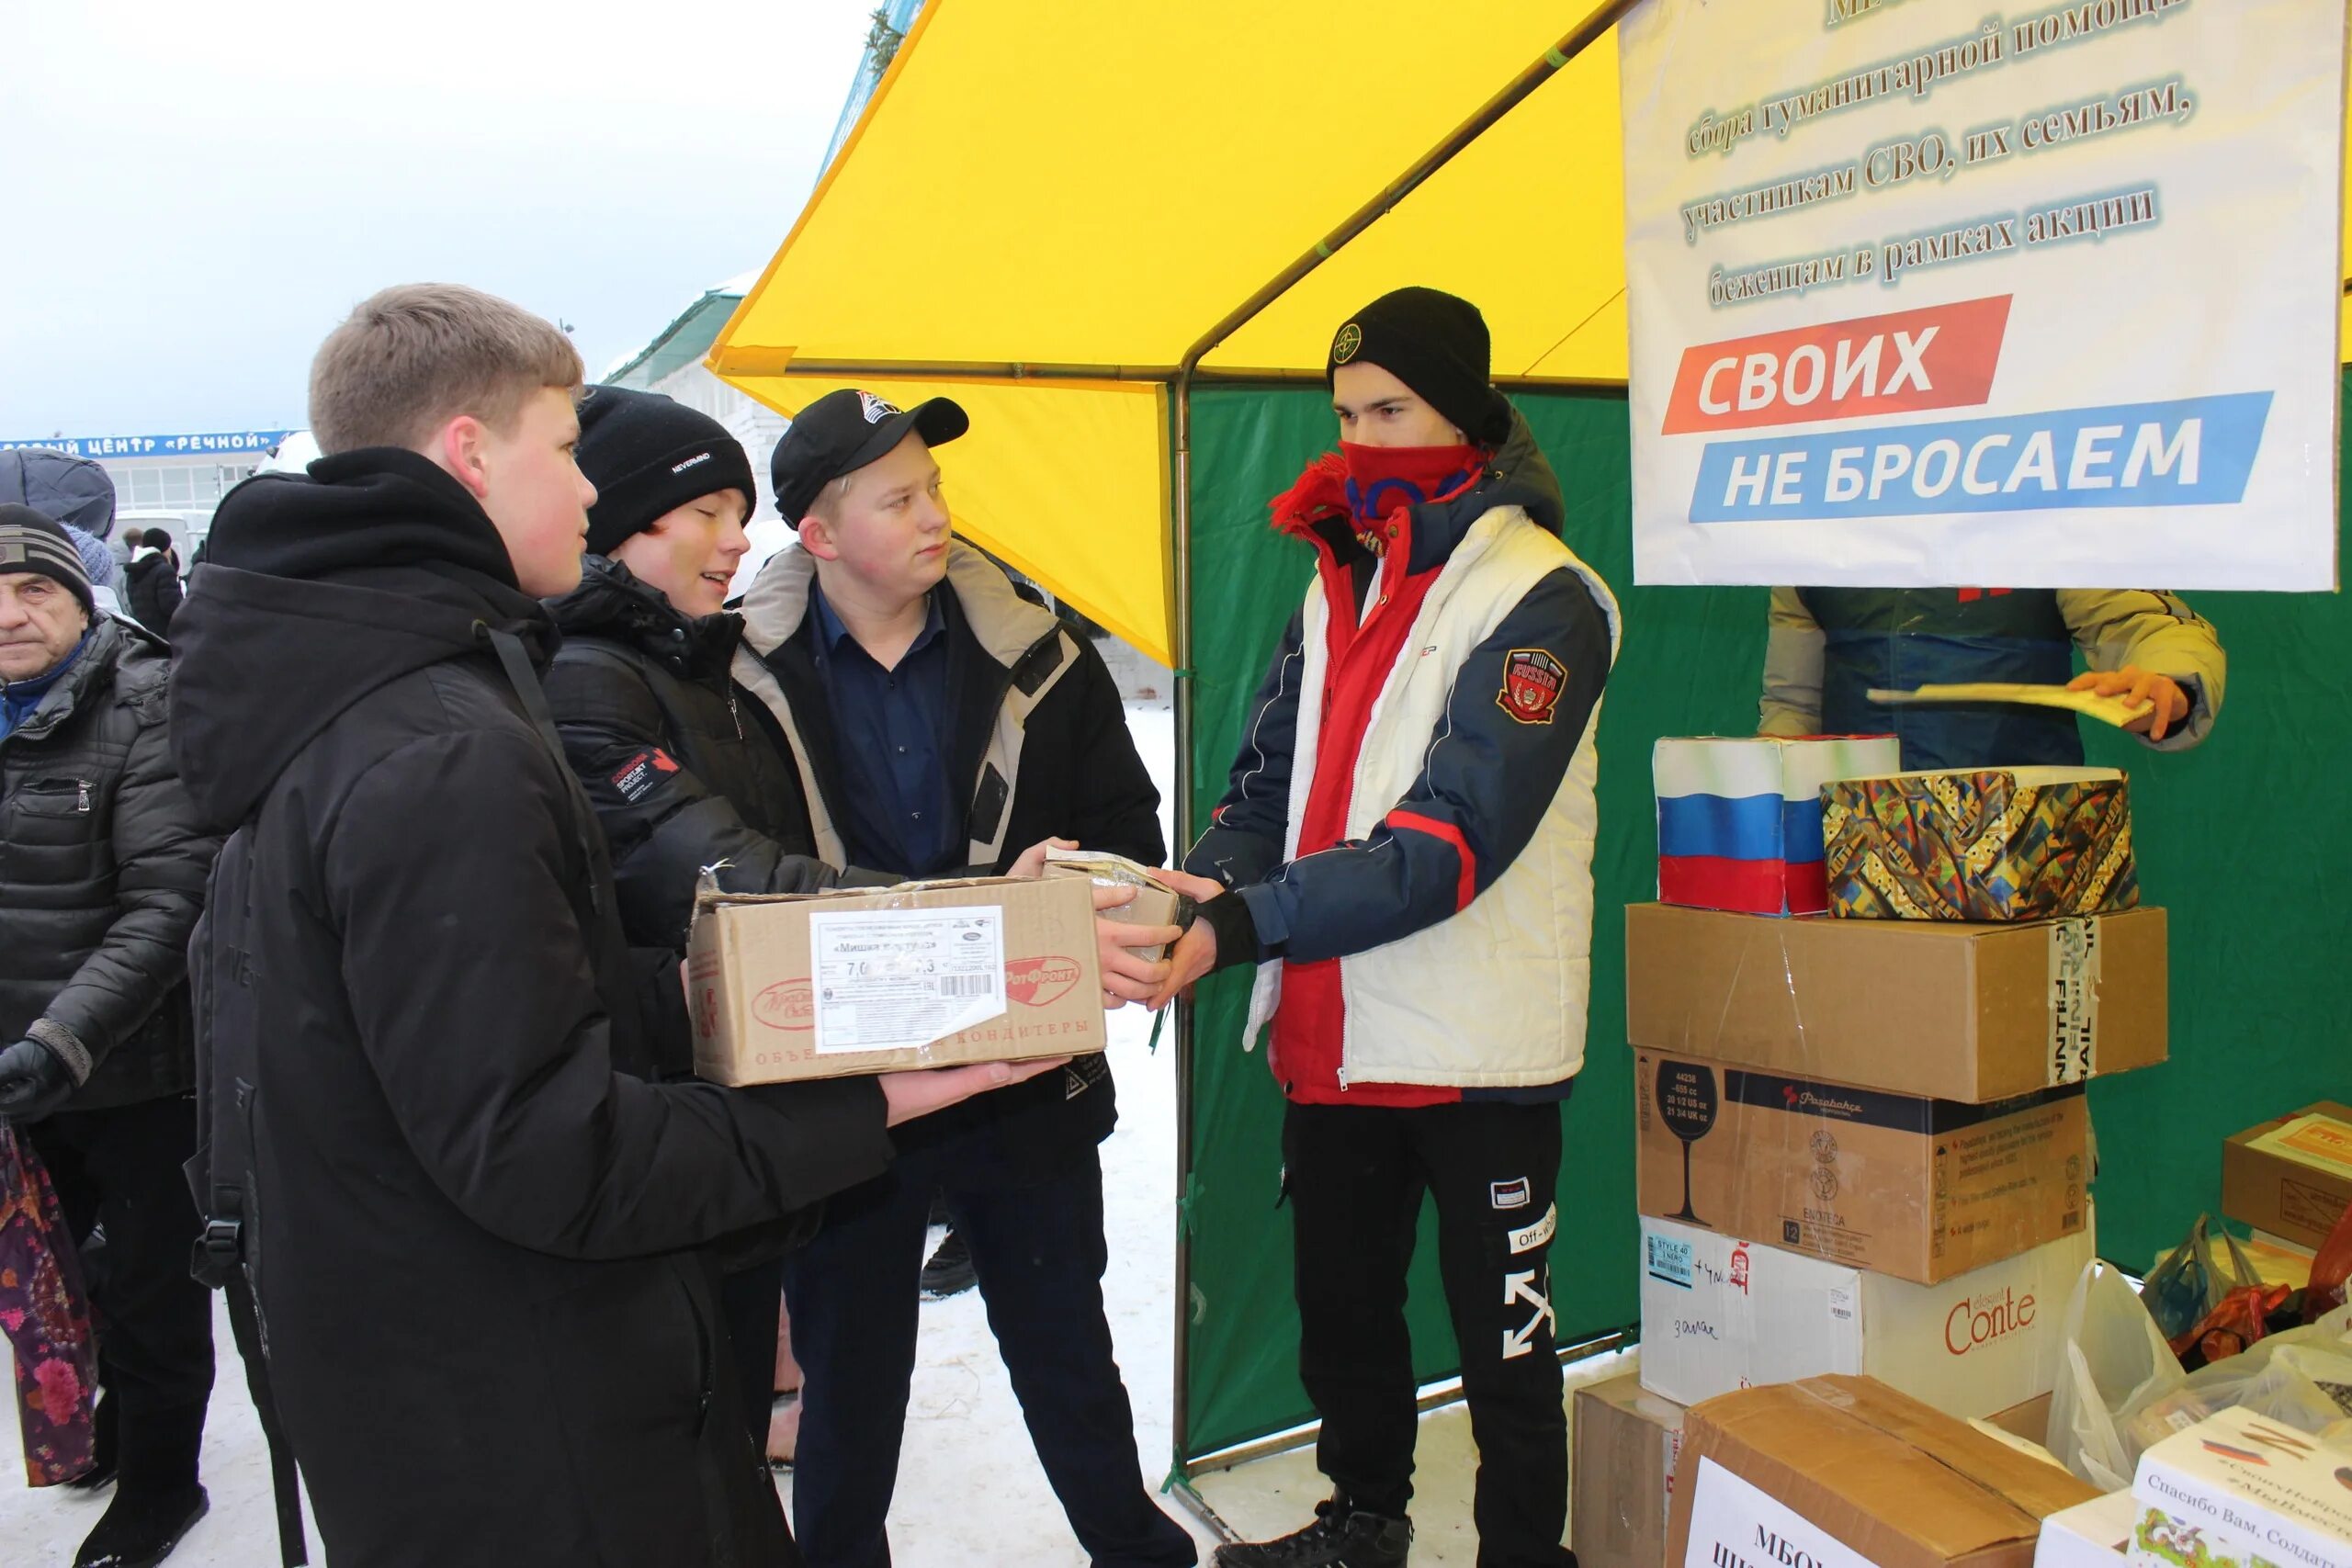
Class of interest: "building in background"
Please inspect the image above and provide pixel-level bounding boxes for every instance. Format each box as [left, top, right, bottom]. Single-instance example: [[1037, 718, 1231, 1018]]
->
[[0, 429, 292, 558]]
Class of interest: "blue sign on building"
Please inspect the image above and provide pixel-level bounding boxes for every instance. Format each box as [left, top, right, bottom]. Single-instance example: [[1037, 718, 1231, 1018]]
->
[[0, 430, 296, 460]]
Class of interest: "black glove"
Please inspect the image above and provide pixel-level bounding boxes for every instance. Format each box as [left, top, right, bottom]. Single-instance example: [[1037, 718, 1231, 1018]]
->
[[0, 1039, 74, 1122]]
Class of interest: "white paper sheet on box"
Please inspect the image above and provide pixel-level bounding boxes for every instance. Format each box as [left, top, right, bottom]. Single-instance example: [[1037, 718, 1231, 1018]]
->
[[809, 906, 1006, 1054]]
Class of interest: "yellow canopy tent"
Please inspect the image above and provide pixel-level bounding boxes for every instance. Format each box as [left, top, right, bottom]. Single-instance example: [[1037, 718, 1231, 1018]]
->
[[708, 0, 2352, 1483], [710, 0, 2352, 670]]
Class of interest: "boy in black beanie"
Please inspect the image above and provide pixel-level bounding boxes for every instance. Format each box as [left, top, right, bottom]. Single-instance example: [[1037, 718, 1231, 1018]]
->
[[1170, 287, 1621, 1568]]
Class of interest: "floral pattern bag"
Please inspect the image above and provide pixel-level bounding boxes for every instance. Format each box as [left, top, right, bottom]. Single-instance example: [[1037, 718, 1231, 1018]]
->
[[0, 1123, 98, 1485]]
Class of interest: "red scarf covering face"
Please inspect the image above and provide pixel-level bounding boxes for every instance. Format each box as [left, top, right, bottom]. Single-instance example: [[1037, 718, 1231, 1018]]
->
[[1339, 442, 1483, 529], [1270, 443, 1485, 556]]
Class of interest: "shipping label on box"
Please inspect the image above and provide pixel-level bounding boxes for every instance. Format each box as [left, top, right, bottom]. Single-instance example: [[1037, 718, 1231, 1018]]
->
[[1668, 1376, 2098, 1568], [1654, 736, 1900, 917], [2223, 1103, 2352, 1251], [1623, 904, 2167, 1104], [1574, 1373, 1687, 1568], [1640, 1215, 2093, 1418], [2130, 1404, 2352, 1568], [1823, 768, 2138, 922], [688, 876, 1105, 1086], [1634, 1050, 2088, 1284]]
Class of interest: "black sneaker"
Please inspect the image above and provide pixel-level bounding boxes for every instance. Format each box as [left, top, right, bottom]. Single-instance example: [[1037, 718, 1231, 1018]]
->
[[920, 1226, 977, 1299], [1214, 1495, 1411, 1567], [74, 1483, 209, 1568]]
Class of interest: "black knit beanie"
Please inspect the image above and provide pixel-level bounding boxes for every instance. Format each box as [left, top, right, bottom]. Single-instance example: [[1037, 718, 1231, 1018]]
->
[[574, 385, 759, 558], [0, 503, 96, 618], [1326, 286, 1514, 447]]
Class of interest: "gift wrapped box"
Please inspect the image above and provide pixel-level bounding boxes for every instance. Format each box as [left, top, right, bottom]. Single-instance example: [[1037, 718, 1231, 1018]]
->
[[1824, 767, 2136, 921], [1654, 736, 1900, 916]]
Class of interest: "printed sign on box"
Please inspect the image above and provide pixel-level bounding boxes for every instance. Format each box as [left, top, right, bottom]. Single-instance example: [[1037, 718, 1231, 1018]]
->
[[1619, 0, 2345, 590]]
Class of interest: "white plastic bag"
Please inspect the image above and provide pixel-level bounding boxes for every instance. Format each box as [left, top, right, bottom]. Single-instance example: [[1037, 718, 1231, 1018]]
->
[[2047, 1259, 2188, 1489]]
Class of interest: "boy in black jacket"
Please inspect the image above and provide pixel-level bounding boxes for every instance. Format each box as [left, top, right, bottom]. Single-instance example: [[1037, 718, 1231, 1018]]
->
[[167, 286, 1057, 1568], [735, 388, 1195, 1568]]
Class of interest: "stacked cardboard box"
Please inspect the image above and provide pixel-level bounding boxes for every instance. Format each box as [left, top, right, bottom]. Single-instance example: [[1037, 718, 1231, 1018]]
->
[[1630, 740, 2171, 1427], [1667, 1376, 2098, 1568]]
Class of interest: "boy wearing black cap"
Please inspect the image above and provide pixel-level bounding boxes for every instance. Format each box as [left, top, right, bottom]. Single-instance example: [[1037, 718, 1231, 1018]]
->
[[542, 385, 1180, 1474], [1170, 287, 1620, 1568], [738, 387, 1194, 1568]]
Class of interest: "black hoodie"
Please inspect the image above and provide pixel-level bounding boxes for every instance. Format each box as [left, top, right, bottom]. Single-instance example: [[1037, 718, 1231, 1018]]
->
[[171, 449, 891, 1568]]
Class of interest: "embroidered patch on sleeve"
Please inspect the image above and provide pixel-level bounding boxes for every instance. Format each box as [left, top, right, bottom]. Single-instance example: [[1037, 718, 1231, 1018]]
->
[[1498, 649, 1566, 725], [612, 749, 681, 802]]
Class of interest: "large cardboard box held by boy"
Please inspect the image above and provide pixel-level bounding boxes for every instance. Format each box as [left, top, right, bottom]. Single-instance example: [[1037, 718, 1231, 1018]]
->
[[688, 877, 1105, 1085], [1624, 903, 2168, 1102], [2220, 1101, 2352, 1250], [1634, 1049, 2089, 1284], [1667, 1375, 2098, 1568], [1575, 1373, 1688, 1568], [1638, 1214, 2095, 1416]]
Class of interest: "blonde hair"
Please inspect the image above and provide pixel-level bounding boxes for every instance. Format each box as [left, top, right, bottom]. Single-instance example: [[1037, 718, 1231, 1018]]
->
[[308, 283, 582, 455]]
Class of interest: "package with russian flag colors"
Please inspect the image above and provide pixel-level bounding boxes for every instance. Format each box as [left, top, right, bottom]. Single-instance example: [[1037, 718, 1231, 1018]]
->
[[1654, 736, 1900, 916]]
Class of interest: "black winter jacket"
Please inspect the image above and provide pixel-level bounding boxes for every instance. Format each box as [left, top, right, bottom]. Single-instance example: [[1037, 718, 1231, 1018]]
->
[[0, 617, 217, 1111], [731, 542, 1164, 1179], [170, 450, 897, 1568], [543, 558, 887, 1074], [122, 552, 182, 637]]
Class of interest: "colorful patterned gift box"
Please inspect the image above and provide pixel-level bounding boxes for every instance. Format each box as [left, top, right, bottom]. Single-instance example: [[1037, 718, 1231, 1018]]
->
[[1653, 736, 1900, 916], [1824, 766, 2137, 921]]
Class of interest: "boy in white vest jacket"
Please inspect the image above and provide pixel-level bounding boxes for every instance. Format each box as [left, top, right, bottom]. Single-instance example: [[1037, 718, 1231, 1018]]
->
[[1169, 288, 1620, 1568]]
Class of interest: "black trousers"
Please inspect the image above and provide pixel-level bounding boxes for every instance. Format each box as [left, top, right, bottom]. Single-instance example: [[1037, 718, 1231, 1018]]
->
[[782, 1143, 1193, 1568], [28, 1093, 217, 1494], [1283, 1099, 1569, 1568]]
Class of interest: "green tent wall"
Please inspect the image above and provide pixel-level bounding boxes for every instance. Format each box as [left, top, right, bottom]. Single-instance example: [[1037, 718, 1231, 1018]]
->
[[1172, 375, 2352, 1467]]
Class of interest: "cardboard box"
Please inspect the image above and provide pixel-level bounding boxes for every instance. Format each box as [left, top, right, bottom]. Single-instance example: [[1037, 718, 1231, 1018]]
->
[[1667, 1375, 2098, 1568], [1984, 1393, 2055, 1450], [1042, 850, 1189, 960], [1824, 768, 2137, 921], [2130, 1404, 2352, 1568], [1634, 1049, 2089, 1284], [2035, 1493, 2136, 1568], [1574, 1373, 1687, 1568], [1624, 903, 2167, 1102], [2221, 1102, 2352, 1250], [1654, 736, 1900, 916], [1638, 1215, 2095, 1417], [687, 877, 1105, 1085]]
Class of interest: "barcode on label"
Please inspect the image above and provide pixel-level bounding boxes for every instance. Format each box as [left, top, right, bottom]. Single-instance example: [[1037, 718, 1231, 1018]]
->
[[937, 975, 994, 997]]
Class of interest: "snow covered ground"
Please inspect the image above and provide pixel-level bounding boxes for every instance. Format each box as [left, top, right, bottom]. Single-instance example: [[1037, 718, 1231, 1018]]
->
[[4, 701, 1621, 1565]]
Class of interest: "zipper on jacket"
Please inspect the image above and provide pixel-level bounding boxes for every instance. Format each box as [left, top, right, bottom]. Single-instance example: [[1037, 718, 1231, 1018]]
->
[[77, 780, 90, 813], [727, 688, 743, 739]]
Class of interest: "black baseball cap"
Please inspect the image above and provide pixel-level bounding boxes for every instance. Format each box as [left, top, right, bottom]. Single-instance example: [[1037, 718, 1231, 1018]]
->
[[771, 388, 969, 523]]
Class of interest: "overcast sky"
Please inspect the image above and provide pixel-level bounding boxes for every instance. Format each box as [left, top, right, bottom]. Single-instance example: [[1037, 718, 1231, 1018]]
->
[[0, 0, 878, 440]]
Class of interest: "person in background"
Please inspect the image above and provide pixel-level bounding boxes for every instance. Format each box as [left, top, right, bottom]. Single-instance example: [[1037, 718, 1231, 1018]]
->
[[1757, 587, 2225, 768], [541, 384, 1179, 1484], [0, 449, 127, 618], [165, 283, 1060, 1568], [1167, 287, 1619, 1568], [0, 503, 221, 1568], [741, 387, 1195, 1568], [122, 530, 183, 639]]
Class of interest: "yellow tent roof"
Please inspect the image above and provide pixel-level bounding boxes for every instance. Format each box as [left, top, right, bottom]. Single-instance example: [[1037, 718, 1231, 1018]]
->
[[713, 0, 2352, 665]]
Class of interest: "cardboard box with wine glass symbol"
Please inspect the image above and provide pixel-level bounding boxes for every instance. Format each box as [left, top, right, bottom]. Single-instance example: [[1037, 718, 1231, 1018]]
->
[[1632, 1048, 2089, 1286]]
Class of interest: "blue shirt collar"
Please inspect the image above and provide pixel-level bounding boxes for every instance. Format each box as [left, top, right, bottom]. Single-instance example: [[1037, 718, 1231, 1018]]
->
[[1, 629, 93, 703], [810, 583, 946, 660]]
